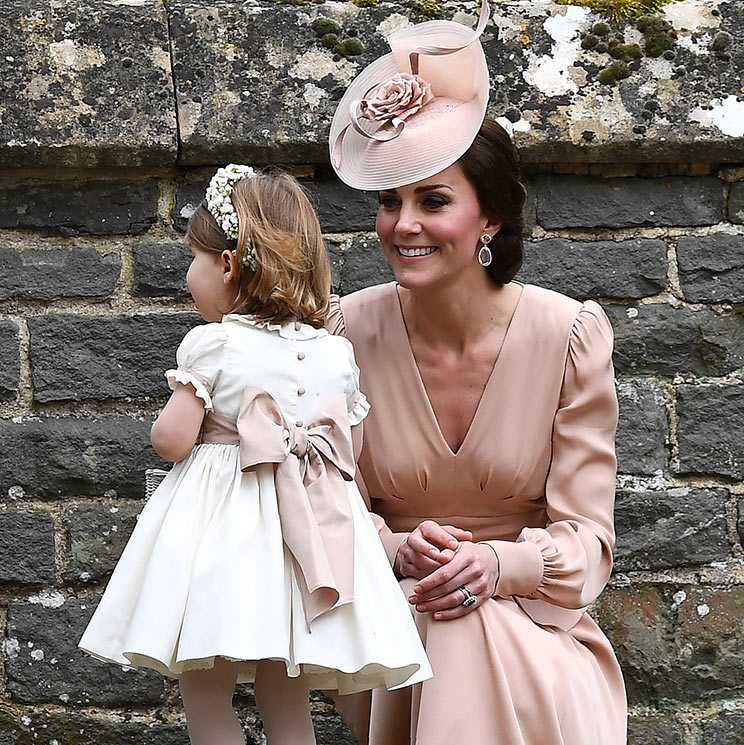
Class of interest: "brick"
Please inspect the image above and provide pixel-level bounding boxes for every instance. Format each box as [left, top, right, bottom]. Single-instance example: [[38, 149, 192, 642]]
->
[[0, 0, 176, 167], [0, 179, 159, 236], [729, 181, 744, 224], [0, 416, 161, 499], [308, 176, 378, 233], [628, 711, 684, 745], [11, 710, 188, 745], [702, 712, 744, 745], [521, 238, 667, 299], [0, 512, 55, 585], [0, 246, 120, 300], [535, 176, 723, 229], [605, 305, 744, 376], [0, 321, 19, 402], [595, 585, 744, 703], [6, 596, 164, 706], [677, 385, 744, 479], [677, 234, 744, 304], [613, 487, 729, 571], [133, 241, 190, 297], [63, 502, 142, 585], [28, 314, 199, 402], [171, 179, 207, 233], [339, 235, 395, 295], [615, 383, 667, 476]]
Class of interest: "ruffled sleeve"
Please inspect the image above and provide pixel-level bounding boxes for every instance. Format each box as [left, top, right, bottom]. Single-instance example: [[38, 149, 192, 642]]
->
[[340, 337, 371, 426], [327, 294, 346, 336], [165, 324, 227, 412], [486, 301, 618, 620]]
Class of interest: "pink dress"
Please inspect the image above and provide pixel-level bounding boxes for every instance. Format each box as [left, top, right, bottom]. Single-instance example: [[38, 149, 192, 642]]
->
[[328, 282, 627, 745]]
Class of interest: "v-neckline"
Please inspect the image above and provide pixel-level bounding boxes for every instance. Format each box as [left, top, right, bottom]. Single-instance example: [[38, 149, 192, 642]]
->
[[392, 283, 527, 457]]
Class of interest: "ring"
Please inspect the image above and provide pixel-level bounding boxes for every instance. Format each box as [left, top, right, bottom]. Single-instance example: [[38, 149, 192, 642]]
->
[[459, 586, 477, 607]]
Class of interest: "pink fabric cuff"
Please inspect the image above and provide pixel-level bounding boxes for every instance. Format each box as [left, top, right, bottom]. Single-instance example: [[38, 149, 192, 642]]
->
[[486, 539, 544, 598]]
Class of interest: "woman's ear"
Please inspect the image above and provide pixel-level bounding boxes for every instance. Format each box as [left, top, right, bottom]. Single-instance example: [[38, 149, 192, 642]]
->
[[483, 220, 502, 240], [220, 250, 237, 284]]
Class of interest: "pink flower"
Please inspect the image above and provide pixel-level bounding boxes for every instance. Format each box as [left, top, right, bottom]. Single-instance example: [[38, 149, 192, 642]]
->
[[361, 72, 434, 123]]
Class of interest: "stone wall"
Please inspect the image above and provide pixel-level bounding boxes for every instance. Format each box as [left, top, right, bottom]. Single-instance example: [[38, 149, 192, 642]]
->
[[1, 1, 743, 744]]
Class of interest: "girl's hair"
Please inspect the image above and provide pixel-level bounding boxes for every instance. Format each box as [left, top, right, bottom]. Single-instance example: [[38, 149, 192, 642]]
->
[[186, 172, 330, 328], [457, 117, 527, 286]]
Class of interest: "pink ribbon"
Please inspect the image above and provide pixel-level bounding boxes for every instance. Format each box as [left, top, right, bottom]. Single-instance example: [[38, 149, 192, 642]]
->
[[332, 0, 491, 168], [200, 386, 356, 626]]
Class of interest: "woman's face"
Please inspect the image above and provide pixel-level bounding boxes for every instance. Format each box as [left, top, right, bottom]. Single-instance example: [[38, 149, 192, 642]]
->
[[186, 246, 235, 322], [375, 163, 498, 291]]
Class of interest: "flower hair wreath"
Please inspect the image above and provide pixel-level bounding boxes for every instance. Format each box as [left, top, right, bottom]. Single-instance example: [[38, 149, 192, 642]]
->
[[205, 163, 259, 271]]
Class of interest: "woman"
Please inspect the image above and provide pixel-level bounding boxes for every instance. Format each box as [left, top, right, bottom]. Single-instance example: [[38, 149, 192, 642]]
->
[[326, 2, 627, 744]]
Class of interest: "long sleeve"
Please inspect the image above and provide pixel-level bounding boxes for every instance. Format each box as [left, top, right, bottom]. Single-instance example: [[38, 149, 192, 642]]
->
[[487, 301, 618, 614]]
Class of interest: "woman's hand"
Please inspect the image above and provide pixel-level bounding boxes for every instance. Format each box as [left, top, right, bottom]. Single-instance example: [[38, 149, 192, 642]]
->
[[408, 542, 500, 620], [395, 520, 473, 580]]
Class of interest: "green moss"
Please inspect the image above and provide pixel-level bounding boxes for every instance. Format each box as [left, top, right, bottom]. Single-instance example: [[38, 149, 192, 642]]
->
[[607, 39, 642, 60], [598, 60, 631, 84], [353, 0, 379, 6], [336, 38, 365, 56], [322, 32, 338, 48], [711, 32, 731, 52], [408, 1, 444, 22], [311, 17, 341, 36], [592, 21, 610, 36], [581, 33, 599, 49], [555, 0, 671, 24], [638, 14, 676, 56]]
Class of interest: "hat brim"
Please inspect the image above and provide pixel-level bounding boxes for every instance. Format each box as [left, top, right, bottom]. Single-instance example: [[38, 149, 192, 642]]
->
[[329, 20, 489, 191]]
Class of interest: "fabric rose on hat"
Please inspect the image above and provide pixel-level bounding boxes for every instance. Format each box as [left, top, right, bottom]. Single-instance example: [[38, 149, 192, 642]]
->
[[361, 72, 434, 123]]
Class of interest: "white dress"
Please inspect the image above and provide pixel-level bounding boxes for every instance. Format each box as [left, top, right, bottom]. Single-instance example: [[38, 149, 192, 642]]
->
[[79, 314, 432, 694]]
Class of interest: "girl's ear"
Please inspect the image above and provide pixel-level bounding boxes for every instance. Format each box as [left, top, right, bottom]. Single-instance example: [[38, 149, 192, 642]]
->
[[220, 250, 237, 285]]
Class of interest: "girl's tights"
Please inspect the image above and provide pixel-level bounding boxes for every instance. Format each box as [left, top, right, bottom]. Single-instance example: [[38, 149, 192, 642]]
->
[[179, 657, 316, 745]]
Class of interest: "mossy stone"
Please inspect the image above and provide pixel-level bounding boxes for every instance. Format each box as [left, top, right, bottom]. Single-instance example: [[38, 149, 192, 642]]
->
[[598, 60, 631, 84], [336, 38, 364, 56], [608, 39, 642, 61], [322, 32, 338, 49], [311, 17, 341, 36], [582, 34, 599, 49], [711, 32, 731, 52], [592, 21, 610, 36]]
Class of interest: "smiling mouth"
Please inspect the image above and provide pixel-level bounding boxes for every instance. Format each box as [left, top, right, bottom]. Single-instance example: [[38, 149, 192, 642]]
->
[[397, 246, 437, 257]]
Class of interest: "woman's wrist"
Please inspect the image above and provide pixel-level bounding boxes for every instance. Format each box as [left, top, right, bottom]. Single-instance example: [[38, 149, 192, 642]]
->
[[478, 541, 501, 596]]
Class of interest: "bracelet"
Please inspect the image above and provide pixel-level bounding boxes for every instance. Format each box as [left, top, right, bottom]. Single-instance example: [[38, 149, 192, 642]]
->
[[478, 541, 501, 596]]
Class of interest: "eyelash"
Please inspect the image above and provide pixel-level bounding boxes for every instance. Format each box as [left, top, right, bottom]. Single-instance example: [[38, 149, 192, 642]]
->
[[378, 195, 450, 210]]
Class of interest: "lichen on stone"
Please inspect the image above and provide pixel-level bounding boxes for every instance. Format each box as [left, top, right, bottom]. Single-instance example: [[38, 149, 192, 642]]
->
[[408, 1, 444, 22], [556, 0, 672, 24]]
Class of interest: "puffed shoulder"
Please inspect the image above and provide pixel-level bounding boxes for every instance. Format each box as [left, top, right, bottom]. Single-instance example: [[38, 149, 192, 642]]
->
[[567, 300, 615, 380], [326, 294, 347, 336], [165, 323, 227, 411]]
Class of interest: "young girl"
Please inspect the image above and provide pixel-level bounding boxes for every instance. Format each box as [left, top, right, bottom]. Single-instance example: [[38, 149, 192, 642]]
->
[[79, 165, 432, 745]]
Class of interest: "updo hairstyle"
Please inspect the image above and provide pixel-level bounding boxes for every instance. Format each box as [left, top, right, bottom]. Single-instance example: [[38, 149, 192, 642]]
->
[[186, 172, 330, 328], [457, 117, 526, 285]]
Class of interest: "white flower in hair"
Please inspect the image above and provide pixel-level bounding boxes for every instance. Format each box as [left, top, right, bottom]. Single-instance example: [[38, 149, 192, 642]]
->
[[205, 163, 259, 271]]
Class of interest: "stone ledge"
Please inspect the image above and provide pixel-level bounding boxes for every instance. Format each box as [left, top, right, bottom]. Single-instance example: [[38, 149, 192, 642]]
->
[[1, 1, 743, 166], [0, 0, 176, 167]]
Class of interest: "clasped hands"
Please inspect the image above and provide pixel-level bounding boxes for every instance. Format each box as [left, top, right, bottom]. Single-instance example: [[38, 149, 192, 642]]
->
[[394, 520, 500, 620]]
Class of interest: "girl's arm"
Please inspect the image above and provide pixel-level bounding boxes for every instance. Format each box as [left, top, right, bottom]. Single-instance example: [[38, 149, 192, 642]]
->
[[151, 383, 207, 462]]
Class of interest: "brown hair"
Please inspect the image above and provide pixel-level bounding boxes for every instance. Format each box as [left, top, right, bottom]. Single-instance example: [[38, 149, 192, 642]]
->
[[186, 171, 330, 327], [457, 117, 526, 285]]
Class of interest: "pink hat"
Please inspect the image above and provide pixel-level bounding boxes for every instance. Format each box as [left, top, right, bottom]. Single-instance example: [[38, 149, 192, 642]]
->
[[329, 0, 491, 191]]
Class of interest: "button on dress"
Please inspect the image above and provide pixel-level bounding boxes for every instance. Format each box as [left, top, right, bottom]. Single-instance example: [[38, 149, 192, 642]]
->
[[328, 283, 627, 745], [79, 314, 432, 694]]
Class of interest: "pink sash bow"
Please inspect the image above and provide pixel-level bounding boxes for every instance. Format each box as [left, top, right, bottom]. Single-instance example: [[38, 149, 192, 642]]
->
[[200, 386, 356, 626]]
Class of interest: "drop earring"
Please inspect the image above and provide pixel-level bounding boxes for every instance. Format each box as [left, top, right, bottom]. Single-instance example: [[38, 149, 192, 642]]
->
[[477, 233, 493, 267]]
